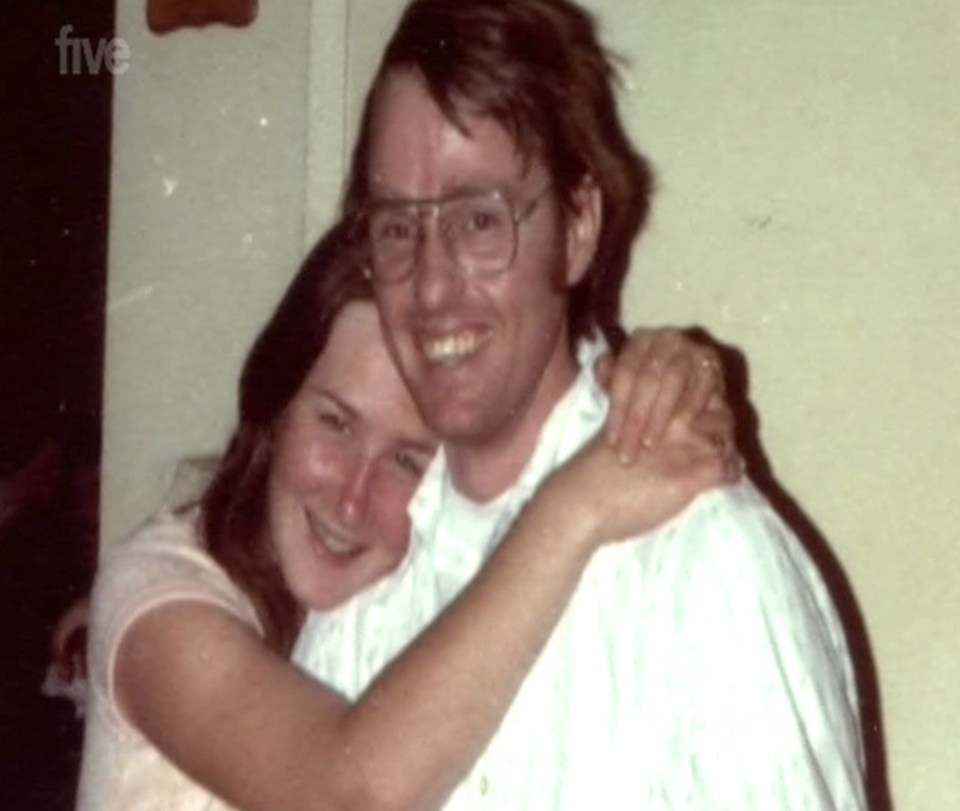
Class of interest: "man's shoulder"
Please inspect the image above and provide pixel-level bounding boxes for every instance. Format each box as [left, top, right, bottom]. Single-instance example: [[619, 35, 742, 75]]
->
[[660, 480, 794, 556], [636, 481, 842, 632], [674, 480, 792, 541], [610, 481, 819, 602], [586, 480, 851, 683]]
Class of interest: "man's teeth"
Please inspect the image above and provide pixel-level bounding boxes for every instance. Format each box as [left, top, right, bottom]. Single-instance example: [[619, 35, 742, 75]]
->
[[423, 332, 488, 364]]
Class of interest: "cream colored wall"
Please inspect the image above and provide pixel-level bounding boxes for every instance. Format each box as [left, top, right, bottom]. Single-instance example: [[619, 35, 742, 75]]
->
[[102, 0, 412, 550], [103, 0, 958, 808], [102, 1, 346, 545]]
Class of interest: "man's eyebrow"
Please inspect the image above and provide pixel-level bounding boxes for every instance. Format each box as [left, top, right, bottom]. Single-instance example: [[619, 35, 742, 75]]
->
[[370, 182, 506, 207]]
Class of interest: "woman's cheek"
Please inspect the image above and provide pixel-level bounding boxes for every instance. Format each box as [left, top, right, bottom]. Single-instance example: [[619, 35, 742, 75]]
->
[[282, 433, 338, 492], [371, 479, 415, 556]]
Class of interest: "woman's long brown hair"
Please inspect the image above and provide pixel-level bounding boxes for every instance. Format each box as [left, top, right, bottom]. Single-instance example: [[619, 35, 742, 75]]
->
[[200, 222, 373, 656]]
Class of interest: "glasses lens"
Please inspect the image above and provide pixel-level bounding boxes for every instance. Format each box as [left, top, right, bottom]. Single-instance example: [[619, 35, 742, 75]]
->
[[367, 205, 419, 281], [364, 191, 520, 281], [443, 194, 513, 276]]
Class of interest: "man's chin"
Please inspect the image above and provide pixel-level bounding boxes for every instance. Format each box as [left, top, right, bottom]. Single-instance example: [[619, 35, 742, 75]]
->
[[420, 409, 479, 443], [418, 400, 506, 448]]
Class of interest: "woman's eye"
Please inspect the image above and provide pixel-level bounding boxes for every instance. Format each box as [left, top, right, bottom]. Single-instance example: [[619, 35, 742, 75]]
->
[[393, 449, 427, 478], [317, 410, 349, 435]]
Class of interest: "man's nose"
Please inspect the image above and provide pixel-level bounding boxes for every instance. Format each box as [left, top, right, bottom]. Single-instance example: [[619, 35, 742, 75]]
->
[[412, 218, 464, 312], [337, 456, 375, 527]]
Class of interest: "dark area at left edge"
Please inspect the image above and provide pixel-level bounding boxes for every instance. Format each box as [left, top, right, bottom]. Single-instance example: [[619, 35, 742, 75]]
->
[[2, 2, 114, 808]]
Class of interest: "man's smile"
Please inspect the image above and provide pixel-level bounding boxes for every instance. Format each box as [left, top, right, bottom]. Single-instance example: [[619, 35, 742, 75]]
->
[[420, 328, 493, 365]]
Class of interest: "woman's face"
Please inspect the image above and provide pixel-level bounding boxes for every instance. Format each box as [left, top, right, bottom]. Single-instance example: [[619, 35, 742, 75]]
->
[[267, 300, 437, 612]]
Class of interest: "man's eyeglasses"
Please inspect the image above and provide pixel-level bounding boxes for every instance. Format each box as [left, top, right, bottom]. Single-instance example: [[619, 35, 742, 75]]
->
[[357, 183, 552, 284]]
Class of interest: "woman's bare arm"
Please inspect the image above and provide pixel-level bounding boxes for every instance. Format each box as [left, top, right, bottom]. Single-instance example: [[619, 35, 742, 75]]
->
[[116, 422, 725, 811]]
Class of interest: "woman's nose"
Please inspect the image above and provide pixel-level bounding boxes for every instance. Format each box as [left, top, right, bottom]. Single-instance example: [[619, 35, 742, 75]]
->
[[337, 455, 375, 527]]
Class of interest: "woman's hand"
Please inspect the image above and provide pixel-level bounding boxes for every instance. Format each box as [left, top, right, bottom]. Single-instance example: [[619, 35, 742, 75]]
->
[[596, 328, 735, 465], [544, 418, 738, 548]]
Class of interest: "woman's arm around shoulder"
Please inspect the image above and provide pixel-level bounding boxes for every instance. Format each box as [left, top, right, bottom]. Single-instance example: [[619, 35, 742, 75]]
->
[[115, 420, 732, 811], [115, 602, 365, 811]]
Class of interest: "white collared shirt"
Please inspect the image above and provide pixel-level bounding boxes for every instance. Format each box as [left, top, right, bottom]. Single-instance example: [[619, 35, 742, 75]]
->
[[293, 339, 866, 810]]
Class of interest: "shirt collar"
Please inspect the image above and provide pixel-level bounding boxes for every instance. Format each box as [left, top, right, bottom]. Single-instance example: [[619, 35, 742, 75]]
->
[[406, 333, 610, 580]]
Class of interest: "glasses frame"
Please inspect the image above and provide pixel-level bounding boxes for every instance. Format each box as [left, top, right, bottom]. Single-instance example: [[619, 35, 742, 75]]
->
[[357, 182, 552, 284]]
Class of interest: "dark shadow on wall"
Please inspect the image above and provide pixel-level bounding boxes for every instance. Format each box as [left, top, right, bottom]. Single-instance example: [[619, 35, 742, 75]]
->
[[0, 1, 114, 808], [687, 327, 894, 811]]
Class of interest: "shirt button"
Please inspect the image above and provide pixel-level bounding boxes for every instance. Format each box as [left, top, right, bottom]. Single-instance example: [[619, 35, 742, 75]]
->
[[479, 775, 490, 796]]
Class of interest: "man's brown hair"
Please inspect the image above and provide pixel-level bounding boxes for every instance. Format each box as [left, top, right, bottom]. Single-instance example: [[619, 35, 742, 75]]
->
[[344, 0, 654, 349]]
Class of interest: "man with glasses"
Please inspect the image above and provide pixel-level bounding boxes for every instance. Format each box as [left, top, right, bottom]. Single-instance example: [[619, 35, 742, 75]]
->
[[295, 0, 867, 808]]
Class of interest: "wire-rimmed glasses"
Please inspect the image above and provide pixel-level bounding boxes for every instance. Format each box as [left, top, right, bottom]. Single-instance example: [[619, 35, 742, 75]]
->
[[358, 183, 552, 284]]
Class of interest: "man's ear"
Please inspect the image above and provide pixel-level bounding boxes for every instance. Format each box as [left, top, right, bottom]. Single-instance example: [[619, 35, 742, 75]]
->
[[564, 174, 602, 287]]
